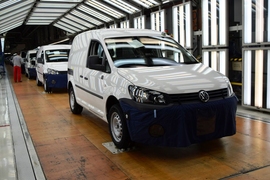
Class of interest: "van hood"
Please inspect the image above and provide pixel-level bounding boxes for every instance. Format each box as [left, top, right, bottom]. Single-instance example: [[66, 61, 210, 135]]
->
[[46, 62, 68, 71], [117, 63, 229, 94]]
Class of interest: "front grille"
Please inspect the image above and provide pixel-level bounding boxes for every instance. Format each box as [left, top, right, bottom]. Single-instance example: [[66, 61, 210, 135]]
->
[[168, 88, 228, 104], [58, 71, 67, 74]]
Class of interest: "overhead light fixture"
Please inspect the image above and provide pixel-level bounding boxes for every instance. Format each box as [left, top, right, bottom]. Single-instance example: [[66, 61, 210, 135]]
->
[[131, 0, 160, 8], [104, 0, 140, 14]]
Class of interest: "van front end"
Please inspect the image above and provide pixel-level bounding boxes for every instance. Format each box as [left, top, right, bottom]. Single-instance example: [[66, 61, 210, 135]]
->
[[119, 94, 238, 148], [27, 67, 37, 78], [44, 71, 67, 89]]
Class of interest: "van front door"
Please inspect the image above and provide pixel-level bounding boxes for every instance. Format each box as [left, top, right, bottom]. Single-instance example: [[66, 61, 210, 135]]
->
[[36, 51, 45, 84], [80, 40, 109, 119]]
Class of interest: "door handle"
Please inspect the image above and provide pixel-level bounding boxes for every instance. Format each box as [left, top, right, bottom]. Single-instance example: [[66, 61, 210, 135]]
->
[[79, 75, 83, 78], [84, 77, 88, 80]]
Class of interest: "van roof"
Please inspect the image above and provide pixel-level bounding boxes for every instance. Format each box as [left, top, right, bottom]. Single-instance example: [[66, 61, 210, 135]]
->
[[39, 44, 71, 50], [81, 28, 169, 39]]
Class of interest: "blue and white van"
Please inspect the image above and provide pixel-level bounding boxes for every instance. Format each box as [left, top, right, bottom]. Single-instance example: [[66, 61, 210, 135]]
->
[[36, 44, 71, 92], [67, 29, 238, 149]]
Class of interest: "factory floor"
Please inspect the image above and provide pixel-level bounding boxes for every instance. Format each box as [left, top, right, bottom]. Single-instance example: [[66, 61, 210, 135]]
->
[[1, 64, 270, 180]]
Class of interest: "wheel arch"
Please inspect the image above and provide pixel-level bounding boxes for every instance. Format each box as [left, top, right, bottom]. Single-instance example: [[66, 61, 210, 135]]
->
[[106, 96, 119, 120]]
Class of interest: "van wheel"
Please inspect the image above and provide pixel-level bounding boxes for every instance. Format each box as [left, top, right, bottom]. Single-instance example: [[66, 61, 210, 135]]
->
[[69, 86, 83, 114], [43, 79, 51, 93], [108, 104, 131, 149], [36, 76, 42, 86]]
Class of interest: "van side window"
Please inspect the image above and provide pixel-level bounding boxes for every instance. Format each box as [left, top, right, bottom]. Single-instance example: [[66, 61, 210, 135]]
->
[[86, 40, 110, 73]]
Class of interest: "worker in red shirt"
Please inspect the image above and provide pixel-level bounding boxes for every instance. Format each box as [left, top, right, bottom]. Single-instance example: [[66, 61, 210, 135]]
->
[[12, 53, 23, 82]]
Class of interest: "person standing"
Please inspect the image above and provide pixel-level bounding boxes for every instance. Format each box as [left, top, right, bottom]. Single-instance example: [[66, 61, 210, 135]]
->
[[12, 53, 23, 82]]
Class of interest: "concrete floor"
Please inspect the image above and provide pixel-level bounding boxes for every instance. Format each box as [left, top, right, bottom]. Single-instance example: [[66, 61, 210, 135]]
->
[[1, 64, 270, 180]]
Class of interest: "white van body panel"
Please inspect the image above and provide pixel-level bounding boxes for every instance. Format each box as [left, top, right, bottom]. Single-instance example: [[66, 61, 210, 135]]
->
[[36, 44, 71, 84]]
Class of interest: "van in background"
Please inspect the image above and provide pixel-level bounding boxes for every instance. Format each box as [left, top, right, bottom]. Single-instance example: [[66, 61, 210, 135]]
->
[[36, 44, 71, 93]]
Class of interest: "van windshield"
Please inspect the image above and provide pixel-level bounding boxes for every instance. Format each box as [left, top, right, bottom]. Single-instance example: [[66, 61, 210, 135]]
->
[[45, 49, 70, 62], [105, 36, 199, 68]]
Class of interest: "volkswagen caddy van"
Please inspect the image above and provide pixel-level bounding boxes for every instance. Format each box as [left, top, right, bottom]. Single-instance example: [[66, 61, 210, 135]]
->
[[68, 29, 237, 149], [24, 49, 37, 79], [36, 44, 71, 92]]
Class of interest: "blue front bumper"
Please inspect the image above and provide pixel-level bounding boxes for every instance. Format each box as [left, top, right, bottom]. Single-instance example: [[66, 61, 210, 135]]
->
[[119, 95, 237, 147], [28, 68, 36, 77], [44, 73, 67, 89]]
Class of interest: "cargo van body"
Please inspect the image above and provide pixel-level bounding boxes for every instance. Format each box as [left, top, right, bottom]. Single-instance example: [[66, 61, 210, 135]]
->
[[36, 44, 71, 92], [24, 49, 37, 79], [68, 29, 237, 149]]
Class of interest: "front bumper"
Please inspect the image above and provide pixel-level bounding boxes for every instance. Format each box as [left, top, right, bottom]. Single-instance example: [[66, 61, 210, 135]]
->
[[119, 95, 238, 147], [44, 73, 67, 89], [27, 68, 36, 77]]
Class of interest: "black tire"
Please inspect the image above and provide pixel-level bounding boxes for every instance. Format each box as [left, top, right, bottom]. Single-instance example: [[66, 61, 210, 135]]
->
[[36, 76, 42, 86], [108, 104, 131, 149], [43, 78, 52, 93], [69, 86, 83, 114], [28, 73, 31, 79]]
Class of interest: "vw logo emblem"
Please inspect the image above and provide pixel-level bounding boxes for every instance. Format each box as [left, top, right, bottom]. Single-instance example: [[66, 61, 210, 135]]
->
[[198, 90, 209, 102]]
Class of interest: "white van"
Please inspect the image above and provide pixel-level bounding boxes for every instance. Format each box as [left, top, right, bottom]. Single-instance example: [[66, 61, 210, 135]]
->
[[24, 49, 37, 79], [68, 29, 238, 149], [36, 44, 71, 92]]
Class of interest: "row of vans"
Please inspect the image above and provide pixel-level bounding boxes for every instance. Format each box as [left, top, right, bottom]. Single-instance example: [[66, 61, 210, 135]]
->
[[25, 28, 238, 150]]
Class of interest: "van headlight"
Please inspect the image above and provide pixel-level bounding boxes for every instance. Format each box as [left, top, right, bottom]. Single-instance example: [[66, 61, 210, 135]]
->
[[47, 68, 59, 75], [225, 77, 234, 96], [128, 85, 167, 105]]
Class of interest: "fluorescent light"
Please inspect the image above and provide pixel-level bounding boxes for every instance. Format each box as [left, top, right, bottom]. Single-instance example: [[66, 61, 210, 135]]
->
[[219, 0, 226, 45], [151, 10, 165, 31], [185, 3, 191, 48], [179, 5, 185, 46], [211, 0, 217, 45], [104, 0, 140, 14], [134, 16, 145, 29], [120, 20, 129, 28], [85, 1, 124, 19], [131, 0, 160, 8], [243, 50, 252, 105], [256, 0, 264, 42], [1, 38, 4, 52], [211, 51, 217, 71], [203, 51, 209, 67], [255, 50, 263, 108], [244, 0, 252, 43], [202, 0, 209, 46], [219, 51, 226, 75], [268, 50, 270, 108], [269, 2, 270, 42]]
